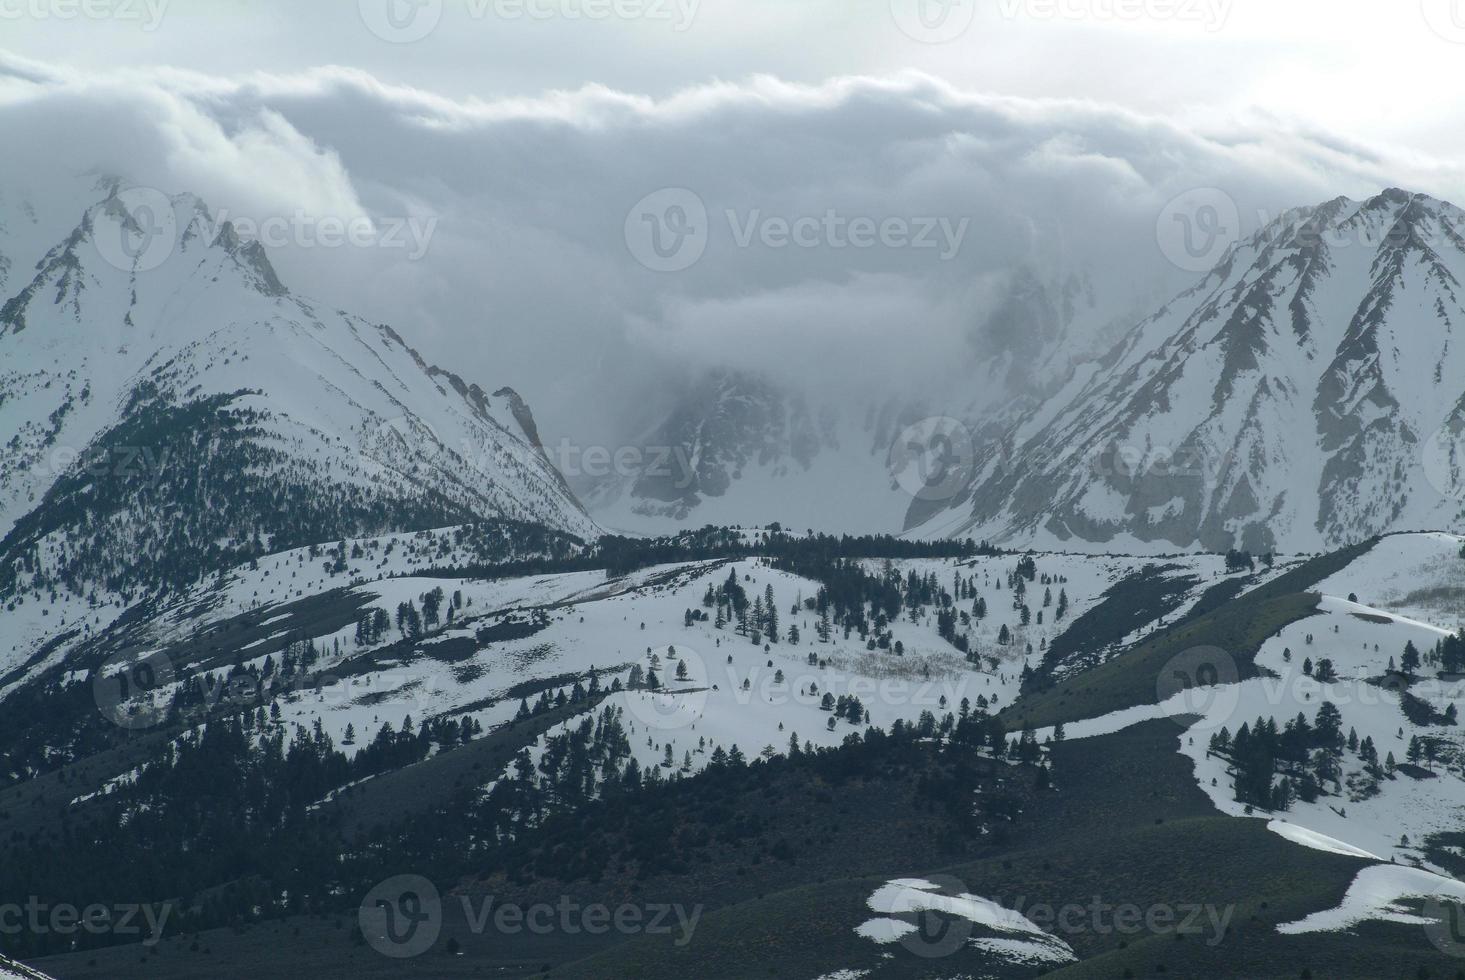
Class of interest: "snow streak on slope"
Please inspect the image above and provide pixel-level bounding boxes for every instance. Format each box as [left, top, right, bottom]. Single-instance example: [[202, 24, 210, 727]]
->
[[54, 550, 1216, 807], [0, 955, 56, 980]]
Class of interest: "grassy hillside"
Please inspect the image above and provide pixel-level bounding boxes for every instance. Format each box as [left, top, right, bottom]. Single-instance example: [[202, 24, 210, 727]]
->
[[547, 720, 1460, 980], [998, 541, 1380, 733]]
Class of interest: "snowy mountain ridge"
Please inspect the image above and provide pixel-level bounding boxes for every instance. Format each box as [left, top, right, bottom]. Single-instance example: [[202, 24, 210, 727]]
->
[[913, 189, 1465, 553], [0, 182, 595, 601]]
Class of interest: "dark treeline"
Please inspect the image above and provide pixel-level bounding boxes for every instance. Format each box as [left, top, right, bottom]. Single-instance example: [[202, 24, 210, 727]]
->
[[0, 674, 605, 960], [469, 709, 1035, 889], [417, 527, 990, 582], [0, 686, 1035, 959]]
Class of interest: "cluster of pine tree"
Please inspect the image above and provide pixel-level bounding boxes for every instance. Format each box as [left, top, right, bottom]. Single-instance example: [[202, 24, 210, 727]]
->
[[0, 702, 482, 957], [1207, 701, 1386, 811]]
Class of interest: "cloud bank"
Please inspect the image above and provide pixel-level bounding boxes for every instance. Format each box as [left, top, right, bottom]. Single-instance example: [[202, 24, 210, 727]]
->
[[4, 52, 1463, 446]]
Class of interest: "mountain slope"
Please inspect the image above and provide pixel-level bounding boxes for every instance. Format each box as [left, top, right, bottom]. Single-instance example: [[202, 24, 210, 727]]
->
[[0, 183, 595, 600], [586, 266, 1143, 536], [921, 189, 1465, 553]]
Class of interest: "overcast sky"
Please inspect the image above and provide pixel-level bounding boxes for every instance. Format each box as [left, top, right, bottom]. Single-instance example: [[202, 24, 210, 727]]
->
[[4, 0, 1465, 444]]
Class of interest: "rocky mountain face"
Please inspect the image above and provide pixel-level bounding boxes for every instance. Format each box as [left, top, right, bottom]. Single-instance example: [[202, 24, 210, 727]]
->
[[0, 183, 595, 600], [919, 190, 1465, 553], [593, 191, 1465, 554]]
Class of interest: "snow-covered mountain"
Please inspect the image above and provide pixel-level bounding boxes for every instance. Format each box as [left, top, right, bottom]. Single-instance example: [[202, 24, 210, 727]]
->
[[916, 189, 1465, 553], [587, 266, 1147, 536], [582, 369, 925, 534], [0, 182, 595, 600]]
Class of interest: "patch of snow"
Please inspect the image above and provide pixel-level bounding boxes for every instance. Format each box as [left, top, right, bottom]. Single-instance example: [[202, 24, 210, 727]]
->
[[1267, 821, 1381, 860], [852, 918, 916, 944], [1277, 864, 1465, 934]]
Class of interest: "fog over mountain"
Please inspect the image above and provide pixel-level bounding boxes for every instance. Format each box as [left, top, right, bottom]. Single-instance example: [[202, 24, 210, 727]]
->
[[5, 53, 1464, 496]]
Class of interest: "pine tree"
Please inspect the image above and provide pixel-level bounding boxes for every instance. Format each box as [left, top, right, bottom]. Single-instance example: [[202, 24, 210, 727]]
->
[[1402, 641, 1421, 675]]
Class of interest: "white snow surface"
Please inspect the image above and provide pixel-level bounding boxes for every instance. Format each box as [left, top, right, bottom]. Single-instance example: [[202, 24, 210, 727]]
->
[[855, 878, 1075, 964], [1276, 864, 1465, 934]]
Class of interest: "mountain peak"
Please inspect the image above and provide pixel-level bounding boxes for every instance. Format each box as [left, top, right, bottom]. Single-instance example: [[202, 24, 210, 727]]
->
[[212, 219, 288, 297], [930, 186, 1465, 553]]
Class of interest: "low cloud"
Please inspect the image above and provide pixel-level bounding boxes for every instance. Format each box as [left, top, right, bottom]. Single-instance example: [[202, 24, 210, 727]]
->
[[3, 53, 1463, 446]]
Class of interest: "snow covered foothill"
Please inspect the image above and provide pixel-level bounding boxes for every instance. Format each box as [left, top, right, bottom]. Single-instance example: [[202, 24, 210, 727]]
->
[[510, 552, 1219, 787], [1309, 532, 1465, 631], [1029, 534, 1465, 869], [26, 547, 1245, 799], [1177, 588, 1465, 865], [496, 559, 986, 782]]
